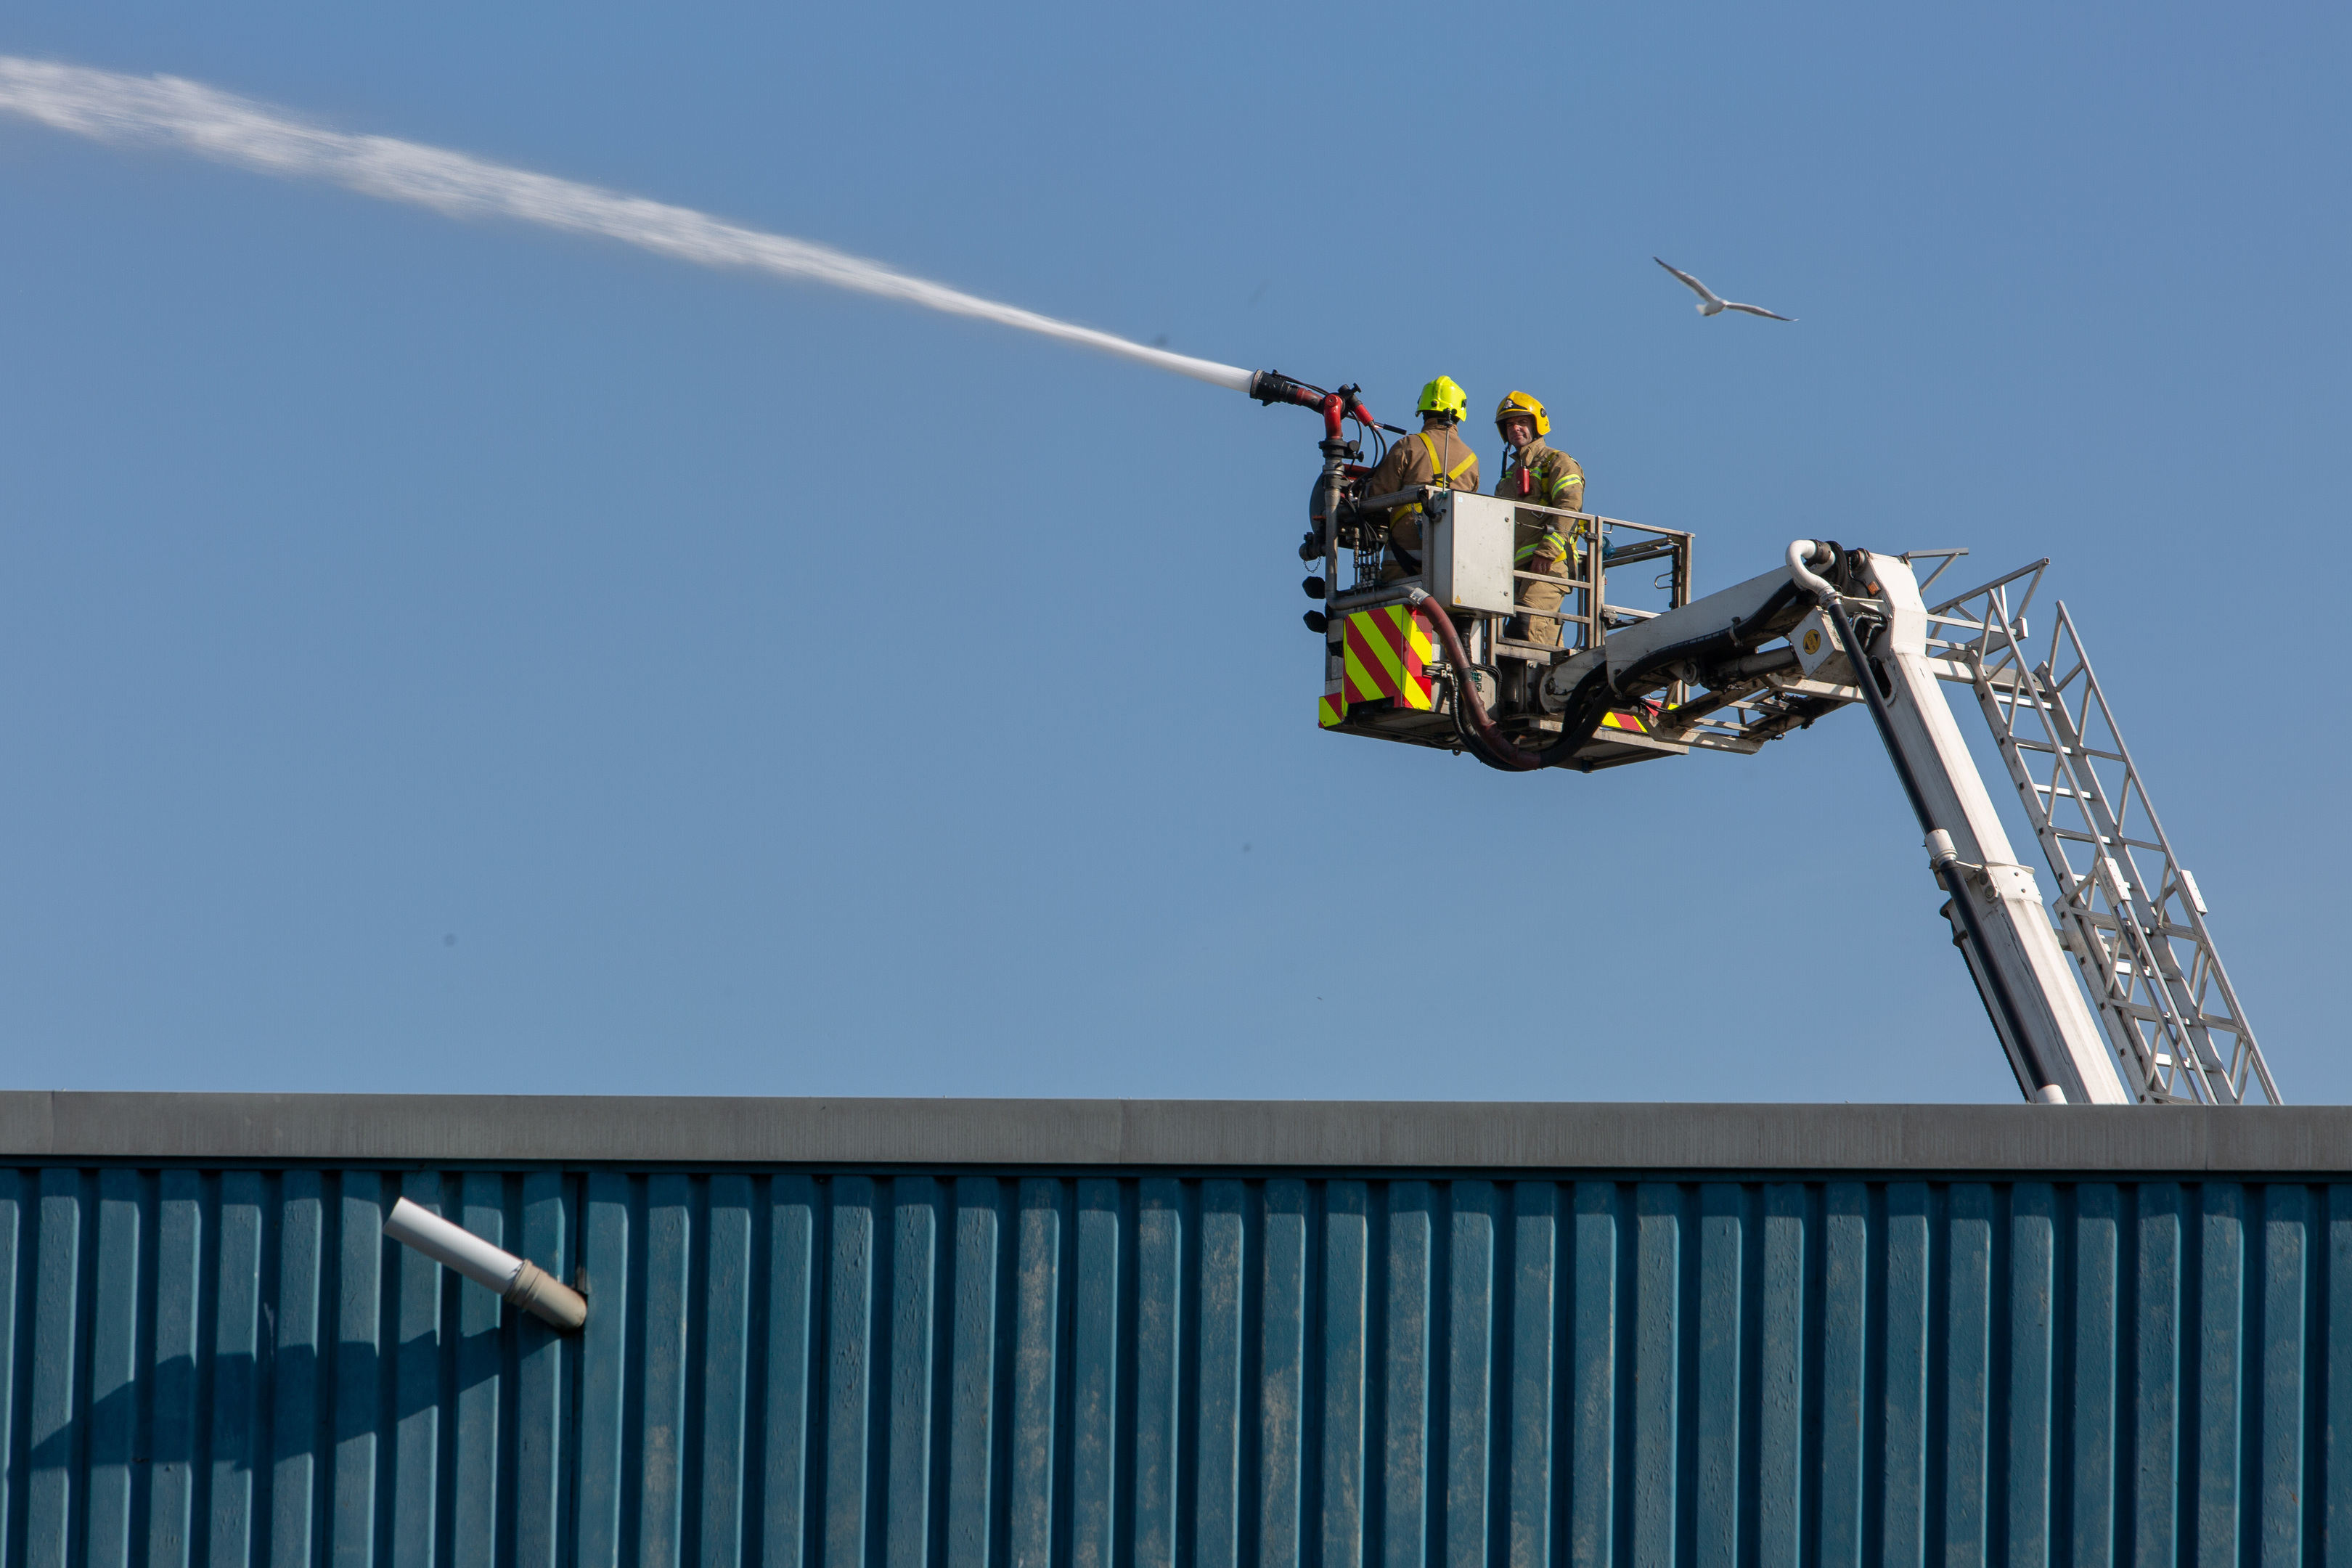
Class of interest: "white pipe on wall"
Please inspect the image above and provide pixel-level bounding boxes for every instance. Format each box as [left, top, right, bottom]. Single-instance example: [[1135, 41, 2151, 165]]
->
[[382, 1196, 588, 1331]]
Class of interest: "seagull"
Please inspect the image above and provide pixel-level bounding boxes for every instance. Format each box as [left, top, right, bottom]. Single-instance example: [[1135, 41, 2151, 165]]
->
[[1653, 257, 1794, 321]]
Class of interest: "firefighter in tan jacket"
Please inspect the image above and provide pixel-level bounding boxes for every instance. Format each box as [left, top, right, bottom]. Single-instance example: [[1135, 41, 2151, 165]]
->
[[1365, 377, 1482, 583], [1493, 391, 1585, 648]]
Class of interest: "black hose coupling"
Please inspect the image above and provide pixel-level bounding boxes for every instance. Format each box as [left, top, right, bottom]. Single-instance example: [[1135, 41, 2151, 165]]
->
[[1249, 369, 1322, 409]]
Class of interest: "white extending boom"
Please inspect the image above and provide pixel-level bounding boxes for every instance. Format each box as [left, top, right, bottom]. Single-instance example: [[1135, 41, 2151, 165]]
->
[[1787, 544, 2130, 1103]]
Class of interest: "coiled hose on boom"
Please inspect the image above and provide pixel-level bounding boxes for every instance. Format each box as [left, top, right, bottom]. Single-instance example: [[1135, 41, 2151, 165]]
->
[[1404, 581, 1803, 772]]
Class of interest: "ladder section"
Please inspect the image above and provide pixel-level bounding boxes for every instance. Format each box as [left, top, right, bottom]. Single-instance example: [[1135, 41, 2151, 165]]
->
[[1924, 562, 2280, 1104]]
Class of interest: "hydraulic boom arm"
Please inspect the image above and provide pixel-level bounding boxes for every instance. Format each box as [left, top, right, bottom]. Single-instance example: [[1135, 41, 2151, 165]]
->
[[1512, 539, 2130, 1102], [1784, 542, 2130, 1103]]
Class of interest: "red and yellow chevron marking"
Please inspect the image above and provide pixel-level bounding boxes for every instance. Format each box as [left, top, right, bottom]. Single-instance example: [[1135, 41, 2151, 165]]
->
[[1599, 709, 1650, 735], [1340, 605, 1436, 713], [1318, 690, 1347, 728]]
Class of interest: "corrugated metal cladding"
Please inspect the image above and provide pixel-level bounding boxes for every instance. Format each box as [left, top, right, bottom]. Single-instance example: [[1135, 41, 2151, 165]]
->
[[0, 1167, 2345, 1568]]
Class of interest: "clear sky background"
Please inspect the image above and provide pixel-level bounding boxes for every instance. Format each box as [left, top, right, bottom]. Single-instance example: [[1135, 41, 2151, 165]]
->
[[1, 4, 2342, 1102]]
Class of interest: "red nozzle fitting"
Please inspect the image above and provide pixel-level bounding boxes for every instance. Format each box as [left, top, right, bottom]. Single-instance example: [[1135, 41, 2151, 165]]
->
[[1249, 371, 1402, 438], [1318, 391, 1345, 440]]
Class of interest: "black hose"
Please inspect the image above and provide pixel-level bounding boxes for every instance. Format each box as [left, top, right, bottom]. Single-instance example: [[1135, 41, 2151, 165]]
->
[[1410, 599, 1589, 771], [1548, 578, 1809, 757], [1414, 578, 1808, 773], [1446, 671, 1509, 768], [1447, 666, 1540, 772]]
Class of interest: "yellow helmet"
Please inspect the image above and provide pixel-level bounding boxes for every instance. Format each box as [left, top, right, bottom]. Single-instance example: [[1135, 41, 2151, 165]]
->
[[1416, 375, 1469, 423], [1495, 391, 1550, 438]]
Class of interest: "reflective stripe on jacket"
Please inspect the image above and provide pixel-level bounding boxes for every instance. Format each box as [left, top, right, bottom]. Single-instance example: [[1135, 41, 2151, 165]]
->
[[1499, 438, 1583, 510], [1498, 439, 1586, 575], [1411, 430, 1479, 494], [1360, 422, 1482, 563]]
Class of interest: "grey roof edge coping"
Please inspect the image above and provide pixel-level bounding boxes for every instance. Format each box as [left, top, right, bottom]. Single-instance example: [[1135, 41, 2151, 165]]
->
[[0, 1093, 2346, 1172]]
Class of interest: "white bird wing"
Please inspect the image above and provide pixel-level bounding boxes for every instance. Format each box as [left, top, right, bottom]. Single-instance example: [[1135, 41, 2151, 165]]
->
[[1653, 256, 1720, 306], [1722, 301, 1795, 322]]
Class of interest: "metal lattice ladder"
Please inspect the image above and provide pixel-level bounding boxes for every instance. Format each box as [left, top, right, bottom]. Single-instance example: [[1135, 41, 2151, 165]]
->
[[1918, 558, 2281, 1104]]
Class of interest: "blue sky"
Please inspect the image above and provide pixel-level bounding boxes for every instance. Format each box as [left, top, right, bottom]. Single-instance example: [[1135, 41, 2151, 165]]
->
[[1, 4, 2342, 1102]]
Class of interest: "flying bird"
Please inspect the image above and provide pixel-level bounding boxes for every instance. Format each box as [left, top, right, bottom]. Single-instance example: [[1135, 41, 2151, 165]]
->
[[1653, 258, 1794, 321]]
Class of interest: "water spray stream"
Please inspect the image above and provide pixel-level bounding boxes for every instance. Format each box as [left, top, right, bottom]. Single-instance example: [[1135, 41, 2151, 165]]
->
[[0, 56, 1257, 394]]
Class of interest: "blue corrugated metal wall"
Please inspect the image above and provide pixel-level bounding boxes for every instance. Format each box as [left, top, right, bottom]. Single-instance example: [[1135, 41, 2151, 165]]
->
[[0, 1167, 2343, 1568]]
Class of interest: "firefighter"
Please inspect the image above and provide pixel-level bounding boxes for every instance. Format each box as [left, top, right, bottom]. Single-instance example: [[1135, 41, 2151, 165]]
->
[[1367, 377, 1482, 583], [1493, 391, 1585, 648]]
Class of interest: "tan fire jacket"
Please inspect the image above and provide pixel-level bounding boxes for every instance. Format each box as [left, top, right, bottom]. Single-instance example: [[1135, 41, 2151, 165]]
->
[[1361, 423, 1481, 564], [1497, 438, 1585, 575]]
